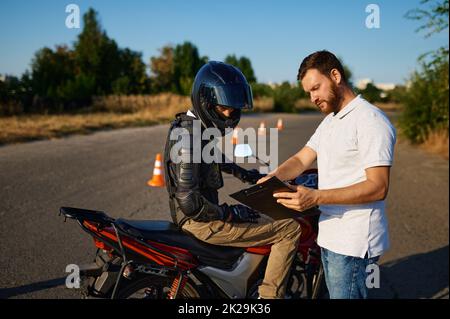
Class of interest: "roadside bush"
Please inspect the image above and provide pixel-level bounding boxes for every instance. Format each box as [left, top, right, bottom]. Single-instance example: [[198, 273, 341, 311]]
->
[[273, 82, 303, 113], [399, 57, 449, 143]]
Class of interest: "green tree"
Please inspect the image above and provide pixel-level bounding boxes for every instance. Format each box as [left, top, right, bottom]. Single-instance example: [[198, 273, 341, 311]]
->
[[0, 75, 31, 115], [31, 46, 75, 97], [406, 0, 449, 39], [357, 82, 383, 103], [224, 54, 239, 67], [400, 0, 449, 143], [173, 42, 208, 95], [224, 55, 257, 83], [399, 58, 448, 143], [238, 57, 257, 83], [4, 7, 152, 114], [74, 8, 122, 95], [33, 45, 98, 111], [273, 82, 302, 113], [335, 56, 353, 88], [406, 0, 449, 67], [57, 73, 96, 106], [343, 64, 353, 87], [251, 82, 273, 98], [150, 45, 175, 93], [116, 48, 148, 94], [385, 85, 407, 104]]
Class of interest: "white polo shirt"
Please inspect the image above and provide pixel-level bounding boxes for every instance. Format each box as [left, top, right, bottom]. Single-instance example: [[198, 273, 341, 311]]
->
[[306, 95, 396, 258]]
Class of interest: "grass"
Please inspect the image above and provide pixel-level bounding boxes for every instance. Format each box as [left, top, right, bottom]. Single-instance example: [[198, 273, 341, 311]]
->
[[420, 129, 449, 159], [0, 93, 277, 145], [0, 93, 425, 154], [295, 99, 318, 112], [0, 111, 159, 145], [0, 93, 190, 145]]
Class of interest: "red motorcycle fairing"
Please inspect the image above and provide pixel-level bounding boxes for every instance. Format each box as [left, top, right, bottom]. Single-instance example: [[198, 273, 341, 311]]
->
[[85, 213, 319, 268], [84, 220, 198, 270]]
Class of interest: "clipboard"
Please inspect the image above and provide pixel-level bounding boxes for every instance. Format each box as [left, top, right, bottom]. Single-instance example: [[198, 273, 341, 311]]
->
[[229, 176, 320, 220]]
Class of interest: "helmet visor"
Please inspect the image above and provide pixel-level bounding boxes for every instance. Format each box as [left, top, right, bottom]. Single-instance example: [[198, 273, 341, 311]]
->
[[212, 84, 253, 110]]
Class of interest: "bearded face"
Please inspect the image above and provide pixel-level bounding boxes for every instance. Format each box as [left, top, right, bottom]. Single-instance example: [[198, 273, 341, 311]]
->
[[301, 69, 344, 115]]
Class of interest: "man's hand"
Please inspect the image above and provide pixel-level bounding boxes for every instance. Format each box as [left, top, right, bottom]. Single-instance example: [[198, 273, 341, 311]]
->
[[256, 174, 274, 184], [257, 146, 317, 185], [273, 185, 319, 212]]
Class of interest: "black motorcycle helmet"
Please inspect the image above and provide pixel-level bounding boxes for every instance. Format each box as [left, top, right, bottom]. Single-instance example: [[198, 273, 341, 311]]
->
[[191, 61, 253, 134]]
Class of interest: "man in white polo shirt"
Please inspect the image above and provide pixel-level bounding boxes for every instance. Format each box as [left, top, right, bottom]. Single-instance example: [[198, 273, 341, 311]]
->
[[257, 50, 396, 299]]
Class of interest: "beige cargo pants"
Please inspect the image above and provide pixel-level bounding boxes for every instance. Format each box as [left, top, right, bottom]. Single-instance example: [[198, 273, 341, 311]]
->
[[182, 214, 301, 299]]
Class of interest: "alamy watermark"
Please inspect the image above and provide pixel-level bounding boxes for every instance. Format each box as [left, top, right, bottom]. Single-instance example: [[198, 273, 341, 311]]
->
[[65, 4, 80, 29], [169, 120, 279, 174], [366, 263, 381, 289], [365, 4, 380, 29], [65, 264, 80, 289]]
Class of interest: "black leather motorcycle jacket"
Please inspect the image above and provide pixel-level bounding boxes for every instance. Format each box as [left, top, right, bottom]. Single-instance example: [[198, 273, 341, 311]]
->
[[164, 111, 253, 228]]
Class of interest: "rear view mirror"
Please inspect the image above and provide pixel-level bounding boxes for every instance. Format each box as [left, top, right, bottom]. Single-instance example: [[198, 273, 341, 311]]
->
[[234, 144, 253, 158]]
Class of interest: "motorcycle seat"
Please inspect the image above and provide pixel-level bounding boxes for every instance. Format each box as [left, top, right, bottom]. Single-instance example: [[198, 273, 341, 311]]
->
[[115, 219, 244, 270]]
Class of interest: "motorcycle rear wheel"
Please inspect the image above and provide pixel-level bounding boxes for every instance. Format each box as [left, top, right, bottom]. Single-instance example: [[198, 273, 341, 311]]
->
[[117, 275, 202, 299]]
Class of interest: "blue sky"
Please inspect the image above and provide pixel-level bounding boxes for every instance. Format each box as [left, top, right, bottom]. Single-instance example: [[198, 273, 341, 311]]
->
[[0, 0, 448, 85]]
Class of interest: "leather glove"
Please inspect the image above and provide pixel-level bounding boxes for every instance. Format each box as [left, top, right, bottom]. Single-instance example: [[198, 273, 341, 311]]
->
[[227, 204, 261, 223]]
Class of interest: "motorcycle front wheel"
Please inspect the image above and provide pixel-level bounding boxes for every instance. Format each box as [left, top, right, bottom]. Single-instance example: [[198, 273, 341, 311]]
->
[[311, 264, 328, 299]]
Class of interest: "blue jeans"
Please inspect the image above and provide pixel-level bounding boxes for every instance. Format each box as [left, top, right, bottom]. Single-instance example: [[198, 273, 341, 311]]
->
[[321, 247, 380, 299]]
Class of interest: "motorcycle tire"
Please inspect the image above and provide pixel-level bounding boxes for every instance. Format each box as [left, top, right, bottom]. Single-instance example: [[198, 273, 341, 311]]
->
[[116, 275, 202, 299], [311, 264, 328, 299]]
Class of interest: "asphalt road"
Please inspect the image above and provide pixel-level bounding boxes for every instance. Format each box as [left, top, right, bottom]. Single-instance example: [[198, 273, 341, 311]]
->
[[0, 112, 448, 299]]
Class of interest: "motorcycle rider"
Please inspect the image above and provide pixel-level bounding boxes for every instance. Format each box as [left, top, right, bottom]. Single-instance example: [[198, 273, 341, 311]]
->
[[163, 61, 302, 299]]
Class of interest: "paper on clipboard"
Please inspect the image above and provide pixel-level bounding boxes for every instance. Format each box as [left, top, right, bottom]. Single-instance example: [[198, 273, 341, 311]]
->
[[229, 176, 319, 220]]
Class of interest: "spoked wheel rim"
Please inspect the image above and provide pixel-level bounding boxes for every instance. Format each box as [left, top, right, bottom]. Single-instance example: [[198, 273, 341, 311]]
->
[[120, 276, 201, 299]]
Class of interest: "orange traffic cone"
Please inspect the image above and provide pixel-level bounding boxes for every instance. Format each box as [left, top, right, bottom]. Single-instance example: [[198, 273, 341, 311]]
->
[[147, 153, 165, 187], [231, 127, 239, 145], [258, 121, 266, 135], [277, 118, 283, 130]]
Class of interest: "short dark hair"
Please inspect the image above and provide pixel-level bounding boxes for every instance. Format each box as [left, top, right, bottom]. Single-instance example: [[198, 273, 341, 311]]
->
[[297, 50, 347, 83]]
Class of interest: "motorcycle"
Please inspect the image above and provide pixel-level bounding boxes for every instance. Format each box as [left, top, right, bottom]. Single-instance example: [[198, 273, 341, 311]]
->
[[60, 145, 327, 299]]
